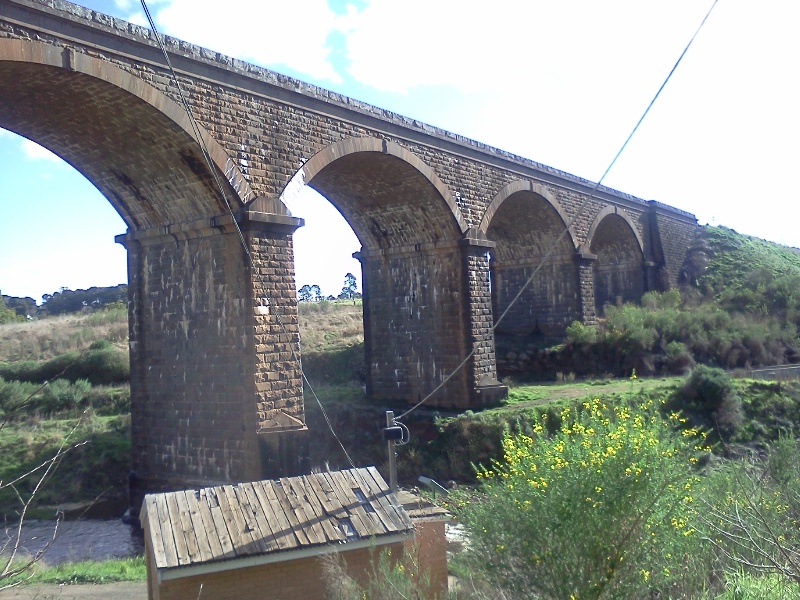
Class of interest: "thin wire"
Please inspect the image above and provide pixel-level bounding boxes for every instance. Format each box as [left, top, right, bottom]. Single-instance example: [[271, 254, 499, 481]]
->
[[140, 0, 357, 469], [396, 0, 720, 421], [140, 1, 254, 273]]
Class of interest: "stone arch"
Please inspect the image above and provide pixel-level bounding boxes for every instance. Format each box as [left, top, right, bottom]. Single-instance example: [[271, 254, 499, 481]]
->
[[0, 38, 253, 230], [279, 137, 471, 405], [280, 137, 469, 248], [584, 206, 644, 256], [586, 207, 645, 315], [479, 180, 575, 246], [483, 181, 581, 340]]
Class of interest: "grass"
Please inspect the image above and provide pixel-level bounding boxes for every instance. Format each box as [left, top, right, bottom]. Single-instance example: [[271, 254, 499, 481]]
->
[[0, 308, 127, 362], [0, 414, 131, 518], [298, 299, 363, 354], [503, 376, 683, 409], [2, 556, 146, 586]]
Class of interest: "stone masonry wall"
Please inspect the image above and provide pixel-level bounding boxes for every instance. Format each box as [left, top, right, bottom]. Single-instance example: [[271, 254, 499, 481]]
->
[[359, 246, 469, 407], [126, 227, 263, 499]]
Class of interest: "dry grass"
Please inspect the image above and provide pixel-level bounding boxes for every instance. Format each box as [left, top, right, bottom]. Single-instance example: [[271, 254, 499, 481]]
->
[[0, 301, 363, 364], [0, 309, 128, 362], [298, 300, 364, 354]]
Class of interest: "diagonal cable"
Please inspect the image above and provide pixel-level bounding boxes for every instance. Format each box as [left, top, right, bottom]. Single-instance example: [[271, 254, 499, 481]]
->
[[140, 0, 357, 469], [396, 0, 720, 421]]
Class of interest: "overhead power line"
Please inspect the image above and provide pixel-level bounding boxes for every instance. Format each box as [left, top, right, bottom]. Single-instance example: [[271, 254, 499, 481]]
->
[[139, 0, 357, 470], [395, 0, 721, 421]]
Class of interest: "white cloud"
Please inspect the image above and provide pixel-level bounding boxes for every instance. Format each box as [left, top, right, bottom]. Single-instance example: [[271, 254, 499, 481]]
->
[[21, 139, 62, 163], [152, 0, 345, 84], [342, 1, 709, 95]]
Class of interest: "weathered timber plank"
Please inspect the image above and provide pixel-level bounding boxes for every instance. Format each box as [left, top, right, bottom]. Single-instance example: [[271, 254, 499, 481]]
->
[[144, 496, 168, 569], [325, 470, 376, 537], [191, 489, 225, 559], [154, 494, 180, 568], [298, 475, 343, 543], [258, 480, 301, 550], [183, 490, 215, 562], [164, 493, 191, 565], [306, 472, 347, 519], [344, 469, 394, 534], [204, 488, 237, 558], [174, 491, 202, 563], [282, 477, 325, 545], [365, 466, 413, 530], [232, 485, 270, 554], [218, 485, 259, 556], [271, 479, 312, 546], [239, 483, 280, 553]]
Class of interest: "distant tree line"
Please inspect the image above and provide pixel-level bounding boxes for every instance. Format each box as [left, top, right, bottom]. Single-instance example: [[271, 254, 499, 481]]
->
[[1, 284, 127, 318], [298, 273, 360, 302]]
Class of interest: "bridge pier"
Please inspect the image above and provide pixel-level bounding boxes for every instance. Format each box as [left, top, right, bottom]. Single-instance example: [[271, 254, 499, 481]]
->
[[576, 250, 599, 326], [356, 236, 506, 409], [120, 207, 307, 508]]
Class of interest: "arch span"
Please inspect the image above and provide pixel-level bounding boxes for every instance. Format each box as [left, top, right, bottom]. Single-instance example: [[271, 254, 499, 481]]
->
[[484, 182, 581, 339], [281, 137, 473, 405], [587, 208, 645, 314], [584, 206, 644, 255], [0, 38, 253, 230], [281, 137, 469, 248], [479, 180, 574, 245]]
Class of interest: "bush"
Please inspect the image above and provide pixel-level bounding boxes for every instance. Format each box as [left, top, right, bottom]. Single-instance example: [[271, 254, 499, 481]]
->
[[665, 340, 695, 374], [0, 345, 129, 385], [673, 366, 743, 436], [0, 377, 37, 414], [698, 436, 800, 588], [457, 399, 708, 599], [38, 378, 91, 413], [566, 320, 597, 346]]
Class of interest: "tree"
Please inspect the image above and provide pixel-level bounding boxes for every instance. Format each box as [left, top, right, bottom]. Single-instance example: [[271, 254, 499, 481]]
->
[[0, 298, 22, 324], [298, 284, 313, 302], [41, 285, 127, 315], [338, 273, 358, 300], [0, 381, 89, 590], [310, 284, 322, 302], [1, 295, 37, 319]]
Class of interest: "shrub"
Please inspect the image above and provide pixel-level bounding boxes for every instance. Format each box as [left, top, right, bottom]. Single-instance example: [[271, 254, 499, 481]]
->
[[38, 378, 91, 413], [664, 340, 695, 374], [0, 346, 129, 385], [674, 366, 743, 436], [689, 366, 733, 408], [698, 436, 800, 588], [566, 320, 597, 346], [0, 376, 37, 414], [458, 399, 708, 599]]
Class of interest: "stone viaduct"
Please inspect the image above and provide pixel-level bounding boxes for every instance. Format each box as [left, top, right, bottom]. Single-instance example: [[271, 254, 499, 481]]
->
[[0, 0, 697, 499]]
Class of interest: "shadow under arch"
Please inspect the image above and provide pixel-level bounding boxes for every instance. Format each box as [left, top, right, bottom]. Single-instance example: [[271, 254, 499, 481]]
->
[[584, 206, 645, 315], [0, 38, 253, 231], [482, 181, 581, 342], [280, 137, 473, 406]]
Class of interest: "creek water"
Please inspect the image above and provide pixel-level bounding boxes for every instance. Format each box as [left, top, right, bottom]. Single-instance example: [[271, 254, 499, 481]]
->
[[1, 518, 143, 566]]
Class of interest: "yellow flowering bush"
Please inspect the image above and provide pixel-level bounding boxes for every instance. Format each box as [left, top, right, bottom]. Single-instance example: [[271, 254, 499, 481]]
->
[[459, 398, 708, 600]]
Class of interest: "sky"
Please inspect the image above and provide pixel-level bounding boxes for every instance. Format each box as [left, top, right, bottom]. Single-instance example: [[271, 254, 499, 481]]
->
[[1, 0, 798, 303]]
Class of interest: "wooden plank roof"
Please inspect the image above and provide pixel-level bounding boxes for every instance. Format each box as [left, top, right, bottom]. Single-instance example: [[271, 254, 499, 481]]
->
[[140, 467, 413, 572]]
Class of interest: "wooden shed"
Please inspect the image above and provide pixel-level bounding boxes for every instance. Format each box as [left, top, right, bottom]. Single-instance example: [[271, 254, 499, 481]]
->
[[140, 467, 443, 600]]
